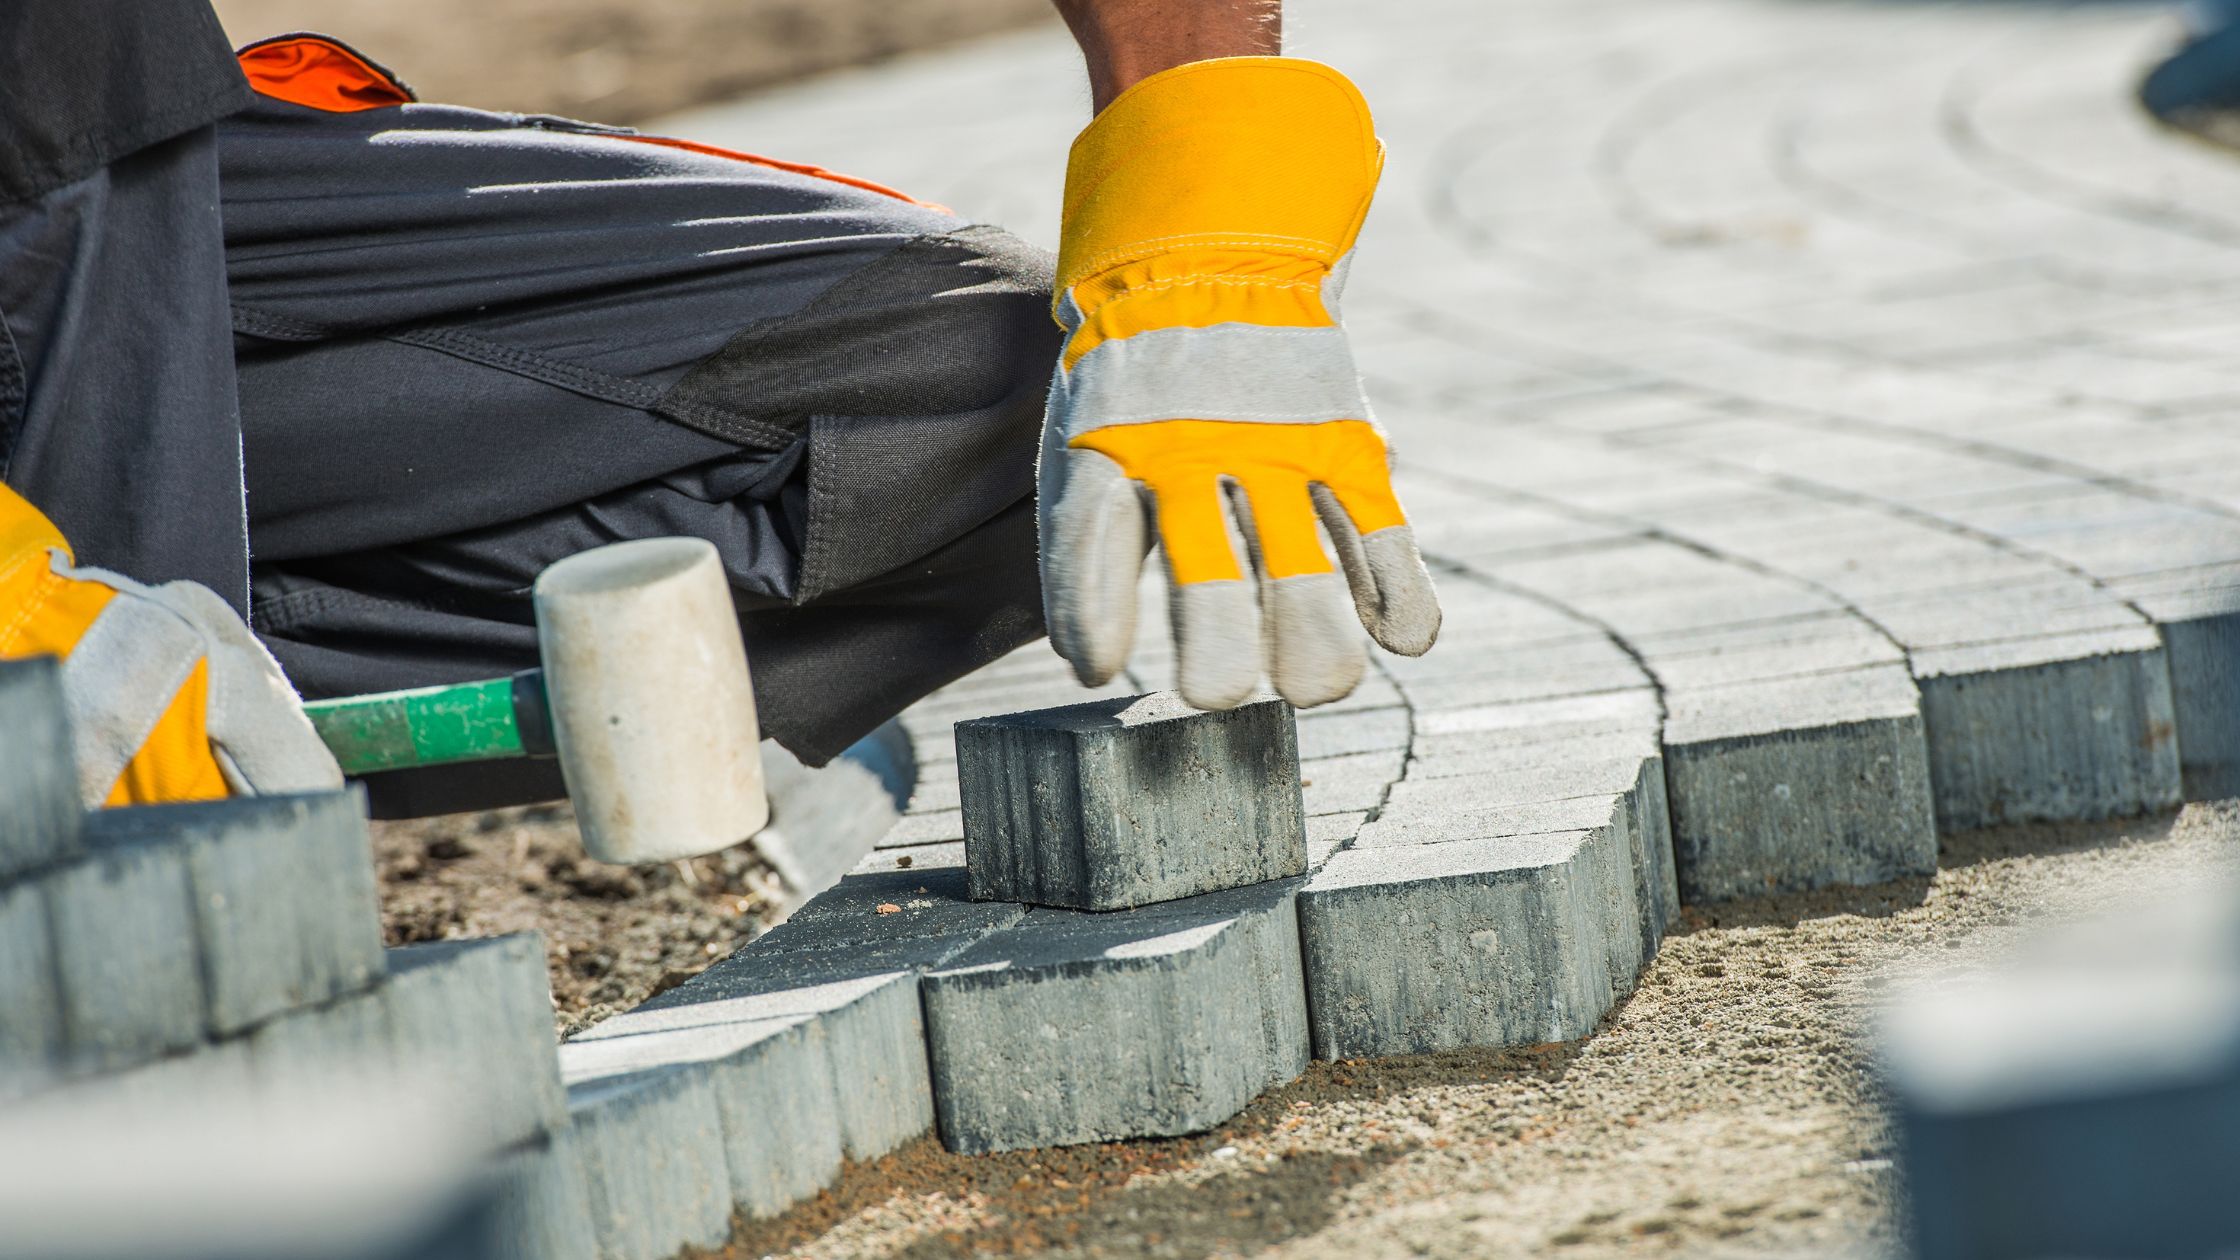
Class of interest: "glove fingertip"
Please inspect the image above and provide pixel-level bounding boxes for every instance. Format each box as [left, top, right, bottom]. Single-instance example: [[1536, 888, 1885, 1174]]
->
[[1360, 526, 1442, 657], [1172, 579, 1260, 711]]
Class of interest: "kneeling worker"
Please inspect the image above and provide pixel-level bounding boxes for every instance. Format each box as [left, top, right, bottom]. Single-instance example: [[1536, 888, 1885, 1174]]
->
[[0, 0, 1441, 828]]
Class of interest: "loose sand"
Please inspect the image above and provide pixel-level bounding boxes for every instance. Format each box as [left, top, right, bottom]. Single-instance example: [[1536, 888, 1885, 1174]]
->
[[698, 802, 2235, 1259]]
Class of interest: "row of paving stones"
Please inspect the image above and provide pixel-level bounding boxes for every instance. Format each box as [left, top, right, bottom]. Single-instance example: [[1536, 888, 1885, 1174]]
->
[[0, 657, 580, 1257], [566, 2, 2240, 1254], [0, 2, 2187, 1256]]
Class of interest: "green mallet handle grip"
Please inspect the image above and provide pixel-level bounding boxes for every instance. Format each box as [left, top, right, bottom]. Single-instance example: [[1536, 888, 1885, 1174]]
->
[[303, 669, 556, 776]]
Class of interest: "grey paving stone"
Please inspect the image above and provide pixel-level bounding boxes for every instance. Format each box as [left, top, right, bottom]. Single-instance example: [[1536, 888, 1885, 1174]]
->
[[0, 657, 80, 881], [487, 1127, 599, 1260], [1353, 793, 1631, 847], [1299, 761, 1668, 1059], [566, 1066, 733, 1260], [1663, 668, 1939, 901], [1882, 889, 2240, 1260], [247, 985, 391, 1102], [958, 693, 1307, 912], [91, 791, 383, 1035], [0, 880, 62, 1096], [1294, 705, 1412, 760], [1306, 812, 1369, 863], [563, 1015, 840, 1220], [45, 832, 203, 1071], [922, 878, 1309, 1154], [1912, 629, 2182, 831], [1300, 750, 1406, 816], [385, 936, 565, 1153], [589, 869, 1025, 1162], [2118, 580, 2240, 799]]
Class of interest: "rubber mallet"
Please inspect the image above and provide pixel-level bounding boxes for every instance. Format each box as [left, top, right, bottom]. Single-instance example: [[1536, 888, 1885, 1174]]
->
[[301, 537, 768, 865]]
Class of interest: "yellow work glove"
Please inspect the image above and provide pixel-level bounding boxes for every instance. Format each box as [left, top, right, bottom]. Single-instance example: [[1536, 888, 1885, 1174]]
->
[[0, 485, 342, 807], [1039, 57, 1441, 710]]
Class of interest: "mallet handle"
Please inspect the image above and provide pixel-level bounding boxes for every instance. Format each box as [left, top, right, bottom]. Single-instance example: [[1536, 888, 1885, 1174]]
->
[[304, 669, 554, 775]]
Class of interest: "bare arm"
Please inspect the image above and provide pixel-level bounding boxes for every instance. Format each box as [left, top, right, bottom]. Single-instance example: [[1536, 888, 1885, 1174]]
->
[[1052, 0, 1281, 112]]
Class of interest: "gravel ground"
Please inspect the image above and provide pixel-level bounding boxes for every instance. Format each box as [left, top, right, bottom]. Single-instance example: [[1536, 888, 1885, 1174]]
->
[[370, 803, 784, 1036], [696, 802, 2237, 1260], [209, 0, 1055, 125]]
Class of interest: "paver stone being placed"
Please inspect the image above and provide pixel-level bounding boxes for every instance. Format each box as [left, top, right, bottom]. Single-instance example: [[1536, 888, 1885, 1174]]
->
[[957, 692, 1307, 911]]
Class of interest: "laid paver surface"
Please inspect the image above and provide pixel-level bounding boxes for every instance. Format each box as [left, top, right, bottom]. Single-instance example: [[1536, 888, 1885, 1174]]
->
[[632, 0, 2240, 1251]]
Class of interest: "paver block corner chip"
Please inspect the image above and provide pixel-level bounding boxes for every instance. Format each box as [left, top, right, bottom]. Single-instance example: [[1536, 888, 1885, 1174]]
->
[[922, 878, 1309, 1154], [958, 692, 1307, 911], [0, 656, 81, 880]]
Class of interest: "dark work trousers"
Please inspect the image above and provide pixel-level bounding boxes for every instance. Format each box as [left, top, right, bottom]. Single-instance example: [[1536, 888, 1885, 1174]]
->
[[2, 85, 1058, 817]]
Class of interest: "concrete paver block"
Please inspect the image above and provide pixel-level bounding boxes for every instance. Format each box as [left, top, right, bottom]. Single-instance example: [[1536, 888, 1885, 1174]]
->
[[1883, 889, 2240, 1260], [246, 985, 392, 1102], [0, 880, 62, 1096], [589, 869, 1026, 1162], [1913, 631, 2182, 831], [2157, 606, 2240, 799], [45, 833, 203, 1071], [0, 657, 80, 881], [487, 1127, 599, 1260], [566, 1066, 733, 1260], [385, 936, 566, 1153], [91, 791, 383, 1035], [1663, 668, 1939, 901], [1299, 759, 1669, 1059], [563, 1015, 842, 1220], [923, 878, 1309, 1154], [958, 693, 1307, 911]]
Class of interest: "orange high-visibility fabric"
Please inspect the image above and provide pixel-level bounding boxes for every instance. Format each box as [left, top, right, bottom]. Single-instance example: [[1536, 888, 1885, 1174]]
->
[[616, 134, 941, 210], [0, 487, 230, 805], [1070, 419, 1404, 585], [237, 35, 414, 113]]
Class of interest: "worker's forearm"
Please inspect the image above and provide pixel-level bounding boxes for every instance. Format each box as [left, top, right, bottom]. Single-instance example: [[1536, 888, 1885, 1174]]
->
[[1052, 0, 1281, 112]]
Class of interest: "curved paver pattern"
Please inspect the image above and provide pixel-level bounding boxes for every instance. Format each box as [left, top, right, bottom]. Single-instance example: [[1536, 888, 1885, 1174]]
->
[[586, 0, 2240, 1236], [17, 3, 2240, 1257]]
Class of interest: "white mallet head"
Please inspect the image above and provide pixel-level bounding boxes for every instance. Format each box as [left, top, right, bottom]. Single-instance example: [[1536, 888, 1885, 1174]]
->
[[533, 538, 768, 864]]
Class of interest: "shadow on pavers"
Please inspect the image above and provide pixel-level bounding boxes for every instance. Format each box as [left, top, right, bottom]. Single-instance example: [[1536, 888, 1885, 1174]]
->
[[694, 1047, 1592, 1259]]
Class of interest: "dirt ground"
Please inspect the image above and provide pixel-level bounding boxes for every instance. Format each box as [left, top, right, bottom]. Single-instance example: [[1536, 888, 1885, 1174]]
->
[[691, 802, 2237, 1260], [370, 803, 784, 1036], [209, 0, 1055, 126]]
